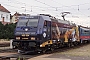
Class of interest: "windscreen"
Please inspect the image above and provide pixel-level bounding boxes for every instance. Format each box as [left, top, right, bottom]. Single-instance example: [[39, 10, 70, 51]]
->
[[17, 19, 38, 27], [28, 19, 38, 27]]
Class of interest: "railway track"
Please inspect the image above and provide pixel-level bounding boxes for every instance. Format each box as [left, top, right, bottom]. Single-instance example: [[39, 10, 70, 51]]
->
[[45, 43, 89, 54], [0, 40, 10, 48], [0, 43, 89, 60]]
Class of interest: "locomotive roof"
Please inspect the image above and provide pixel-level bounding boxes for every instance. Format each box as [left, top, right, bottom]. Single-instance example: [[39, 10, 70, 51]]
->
[[17, 15, 51, 21], [17, 14, 75, 26], [79, 25, 90, 30], [40, 15, 51, 21]]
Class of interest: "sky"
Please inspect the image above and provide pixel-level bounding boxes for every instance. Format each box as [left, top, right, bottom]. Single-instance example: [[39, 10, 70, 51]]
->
[[1, 0, 90, 26]]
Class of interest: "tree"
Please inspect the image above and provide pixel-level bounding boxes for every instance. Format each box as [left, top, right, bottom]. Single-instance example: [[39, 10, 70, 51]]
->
[[0, 23, 16, 39]]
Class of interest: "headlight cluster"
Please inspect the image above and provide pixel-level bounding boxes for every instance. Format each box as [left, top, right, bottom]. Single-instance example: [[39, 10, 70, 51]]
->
[[16, 37, 20, 40], [31, 37, 35, 40], [22, 34, 29, 36]]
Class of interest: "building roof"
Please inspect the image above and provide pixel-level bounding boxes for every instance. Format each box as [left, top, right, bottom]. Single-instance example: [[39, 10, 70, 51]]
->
[[0, 4, 10, 13], [14, 12, 28, 16], [14, 12, 21, 16]]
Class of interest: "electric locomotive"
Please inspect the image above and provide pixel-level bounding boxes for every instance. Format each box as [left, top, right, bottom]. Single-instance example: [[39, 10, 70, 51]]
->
[[12, 14, 80, 53]]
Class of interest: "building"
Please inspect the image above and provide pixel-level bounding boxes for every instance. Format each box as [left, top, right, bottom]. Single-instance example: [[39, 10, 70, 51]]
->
[[0, 4, 10, 25], [11, 12, 21, 23], [11, 12, 30, 23]]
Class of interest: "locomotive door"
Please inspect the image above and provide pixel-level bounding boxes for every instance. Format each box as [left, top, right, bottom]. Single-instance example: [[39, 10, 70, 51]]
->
[[43, 21, 51, 41]]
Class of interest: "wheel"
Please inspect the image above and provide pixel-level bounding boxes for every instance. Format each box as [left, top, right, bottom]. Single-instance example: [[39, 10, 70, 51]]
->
[[68, 43, 71, 48]]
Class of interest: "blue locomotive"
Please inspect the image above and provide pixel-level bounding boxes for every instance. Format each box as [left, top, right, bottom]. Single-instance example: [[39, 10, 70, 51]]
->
[[12, 14, 90, 54]]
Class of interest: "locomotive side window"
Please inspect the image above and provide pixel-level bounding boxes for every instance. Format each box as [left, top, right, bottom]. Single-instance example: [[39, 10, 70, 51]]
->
[[43, 20, 51, 39], [43, 21, 47, 31], [44, 21, 47, 27], [43, 21, 51, 32], [84, 30, 89, 32], [81, 29, 90, 35]]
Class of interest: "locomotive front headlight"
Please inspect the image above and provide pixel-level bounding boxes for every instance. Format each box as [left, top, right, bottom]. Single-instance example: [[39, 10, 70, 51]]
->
[[31, 37, 35, 40], [26, 34, 29, 36], [16, 37, 20, 40], [22, 34, 25, 36]]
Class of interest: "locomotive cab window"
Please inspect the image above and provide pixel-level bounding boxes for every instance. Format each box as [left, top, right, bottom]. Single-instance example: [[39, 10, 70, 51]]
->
[[28, 19, 38, 27], [43, 20, 51, 39], [44, 21, 47, 27], [17, 18, 38, 27], [43, 21, 47, 31]]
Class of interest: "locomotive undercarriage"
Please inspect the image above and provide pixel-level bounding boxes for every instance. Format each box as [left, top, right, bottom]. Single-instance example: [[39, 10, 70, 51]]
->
[[12, 40, 44, 54], [12, 39, 64, 54]]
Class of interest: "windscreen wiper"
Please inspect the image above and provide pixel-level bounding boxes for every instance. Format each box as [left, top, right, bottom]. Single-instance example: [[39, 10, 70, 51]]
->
[[26, 19, 29, 26]]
